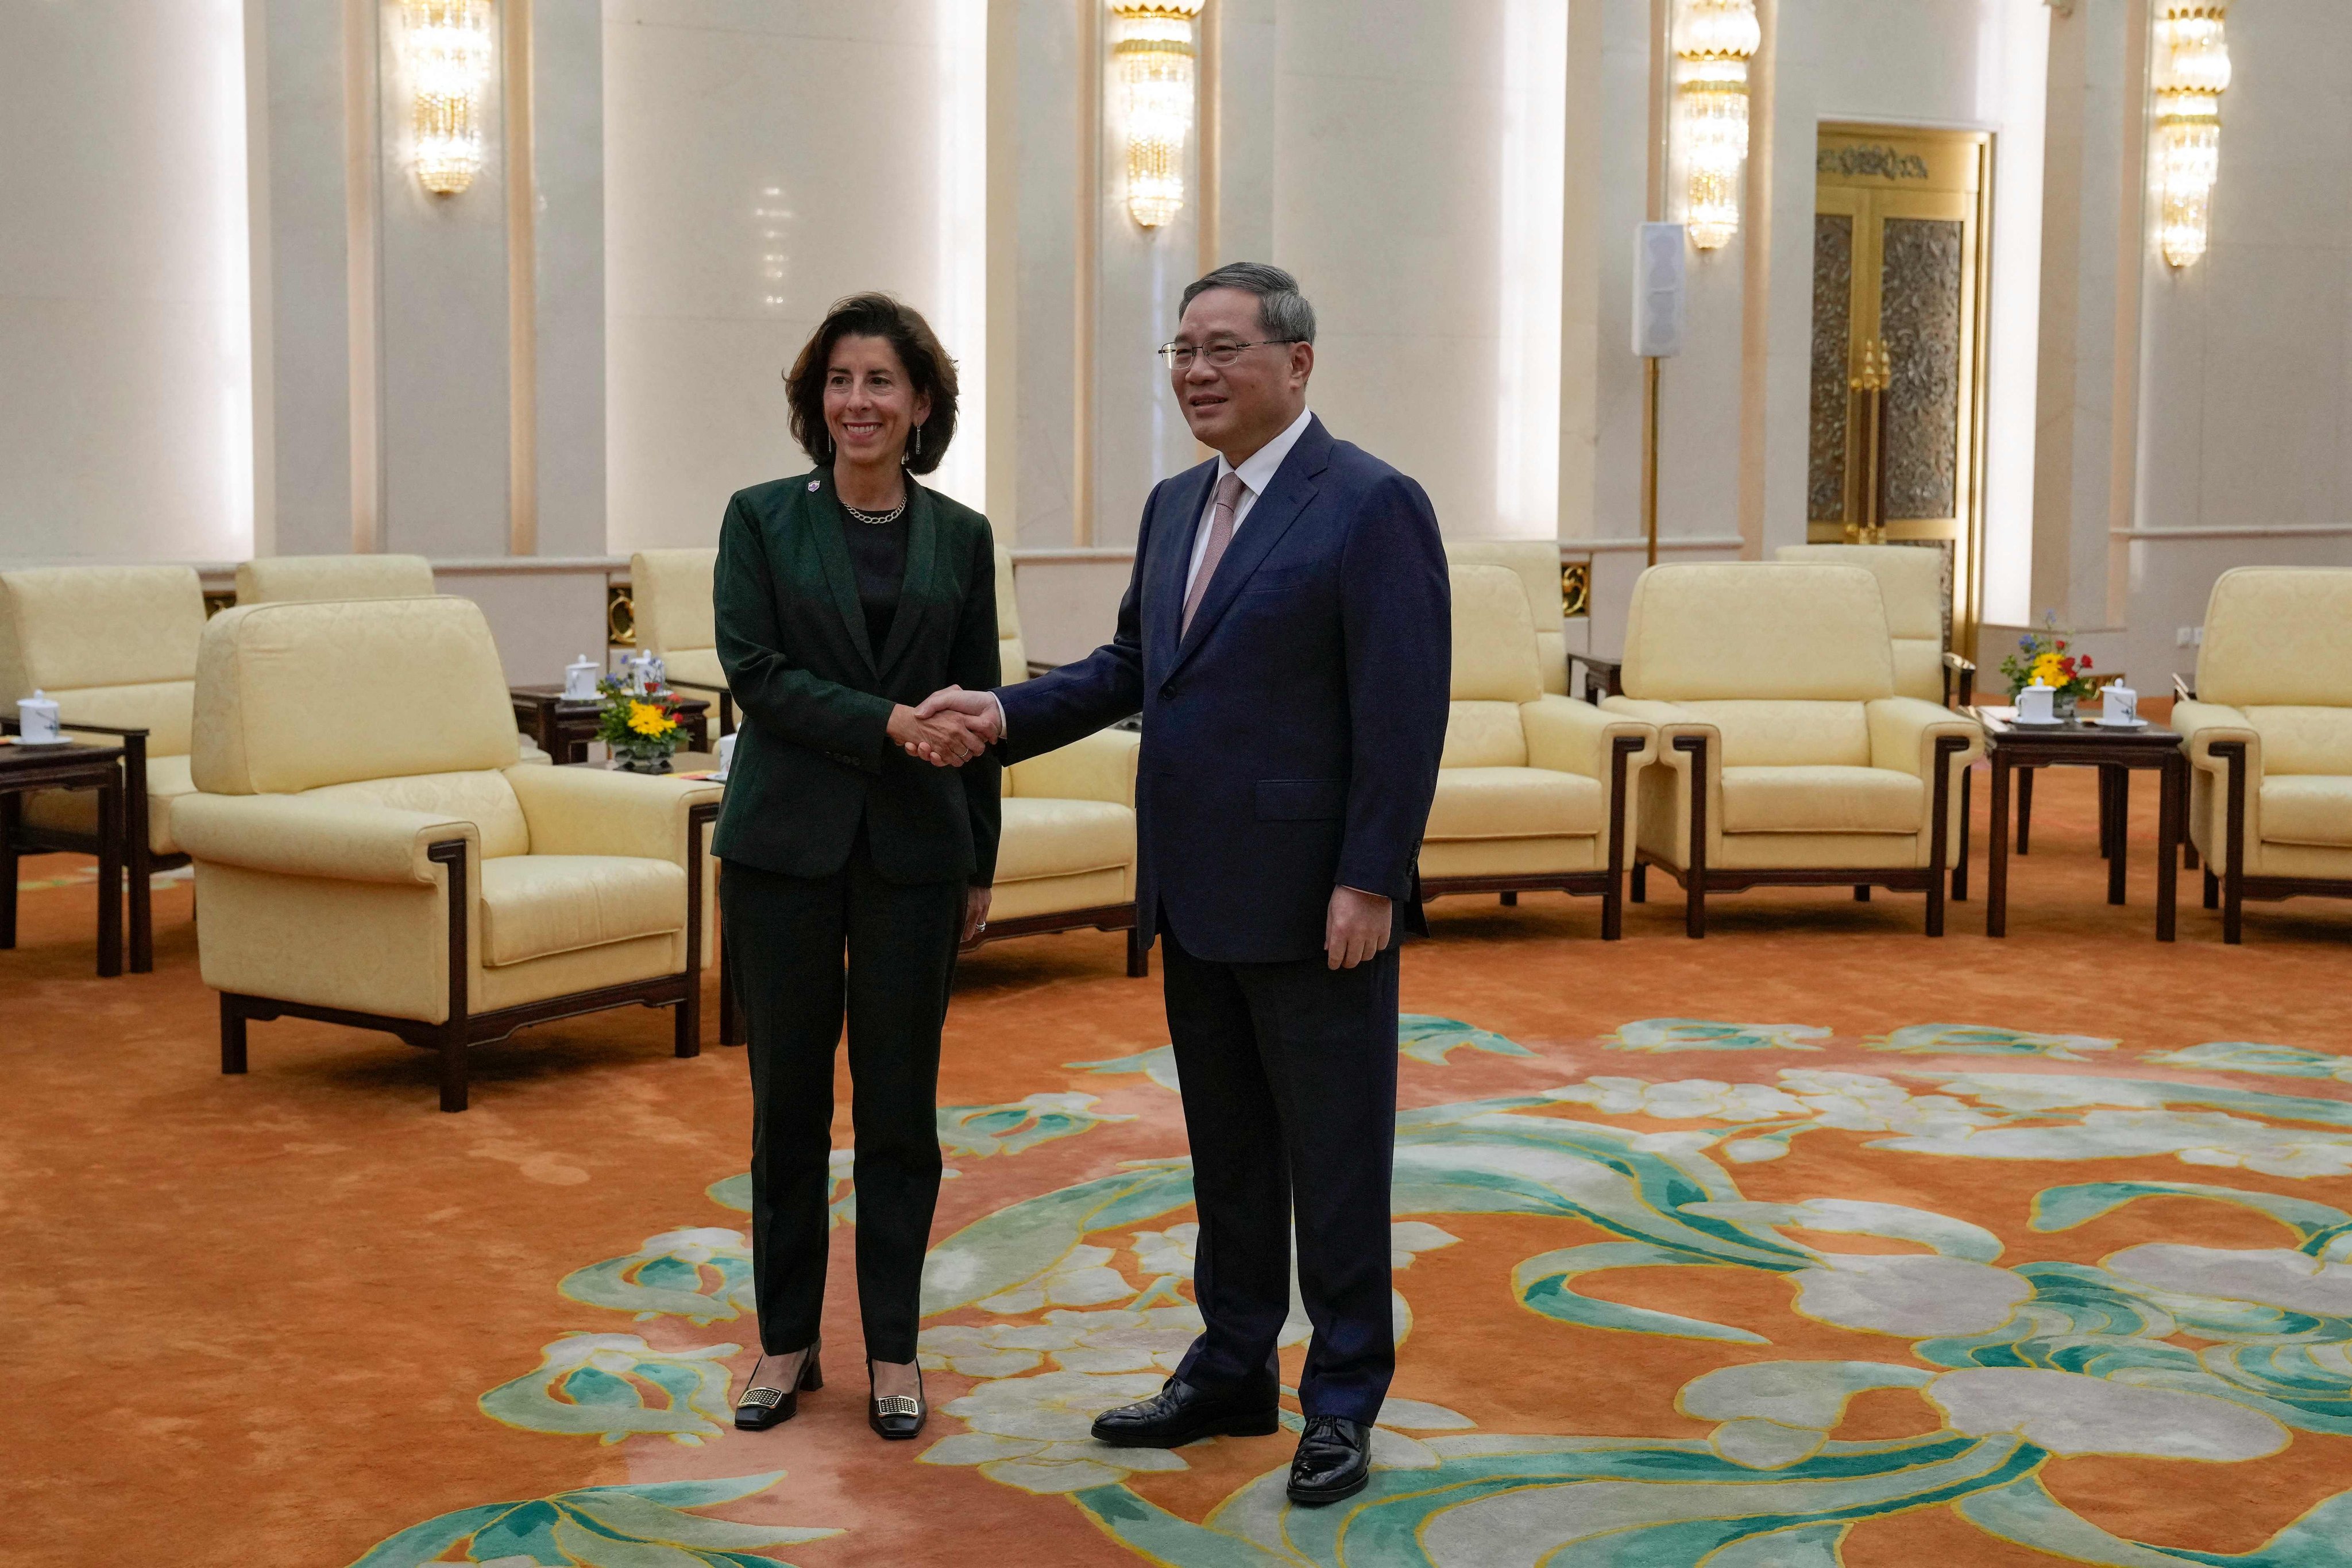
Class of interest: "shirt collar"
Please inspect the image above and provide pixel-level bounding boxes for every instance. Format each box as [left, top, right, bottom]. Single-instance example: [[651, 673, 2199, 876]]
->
[[1216, 405, 1315, 499]]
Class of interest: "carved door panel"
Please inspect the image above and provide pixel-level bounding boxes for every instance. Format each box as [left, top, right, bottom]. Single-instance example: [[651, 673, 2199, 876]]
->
[[1808, 127, 1989, 656]]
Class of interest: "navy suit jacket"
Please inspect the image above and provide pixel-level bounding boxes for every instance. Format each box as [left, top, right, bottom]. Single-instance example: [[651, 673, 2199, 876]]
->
[[996, 416, 1451, 964]]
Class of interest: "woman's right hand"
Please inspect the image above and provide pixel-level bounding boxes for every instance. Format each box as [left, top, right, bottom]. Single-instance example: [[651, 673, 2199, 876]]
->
[[888, 703, 984, 766]]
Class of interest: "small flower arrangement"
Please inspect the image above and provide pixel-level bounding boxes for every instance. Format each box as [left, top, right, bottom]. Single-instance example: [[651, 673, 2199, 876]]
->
[[596, 675, 685, 772], [1999, 612, 2096, 709]]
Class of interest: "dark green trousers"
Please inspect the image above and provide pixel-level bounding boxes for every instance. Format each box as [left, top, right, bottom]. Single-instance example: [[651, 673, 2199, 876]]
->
[[721, 837, 963, 1362]]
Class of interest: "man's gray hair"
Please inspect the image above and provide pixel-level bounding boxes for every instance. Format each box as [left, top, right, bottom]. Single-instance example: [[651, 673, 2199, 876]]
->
[[1180, 262, 1317, 345]]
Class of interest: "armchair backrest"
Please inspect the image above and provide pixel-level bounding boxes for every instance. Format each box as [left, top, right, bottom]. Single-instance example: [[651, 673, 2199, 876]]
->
[[1444, 566, 1540, 767], [1623, 562, 1895, 703], [2199, 567, 2352, 709], [1446, 540, 1567, 694], [0, 565, 206, 755], [995, 545, 1025, 682], [193, 597, 521, 795], [235, 554, 435, 604], [1774, 543, 1943, 703], [630, 549, 718, 661]]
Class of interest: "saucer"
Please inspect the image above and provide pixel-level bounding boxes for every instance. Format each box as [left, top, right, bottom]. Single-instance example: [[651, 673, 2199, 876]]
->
[[2092, 716, 2149, 729], [6, 734, 75, 747]]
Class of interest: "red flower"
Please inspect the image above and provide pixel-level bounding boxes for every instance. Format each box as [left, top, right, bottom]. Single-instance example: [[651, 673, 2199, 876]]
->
[[2079, 655, 2092, 670]]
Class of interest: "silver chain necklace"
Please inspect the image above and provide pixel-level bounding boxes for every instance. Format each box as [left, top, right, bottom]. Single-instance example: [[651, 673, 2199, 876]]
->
[[841, 497, 907, 527]]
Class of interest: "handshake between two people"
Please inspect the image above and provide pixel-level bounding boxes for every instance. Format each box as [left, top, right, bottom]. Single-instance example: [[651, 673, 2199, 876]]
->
[[884, 686, 1001, 768]]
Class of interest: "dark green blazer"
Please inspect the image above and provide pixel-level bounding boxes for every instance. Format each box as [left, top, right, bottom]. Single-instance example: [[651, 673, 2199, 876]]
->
[[710, 469, 1001, 887]]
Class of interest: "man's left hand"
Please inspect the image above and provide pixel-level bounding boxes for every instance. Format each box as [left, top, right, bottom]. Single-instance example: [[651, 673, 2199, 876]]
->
[[1324, 886, 1392, 971]]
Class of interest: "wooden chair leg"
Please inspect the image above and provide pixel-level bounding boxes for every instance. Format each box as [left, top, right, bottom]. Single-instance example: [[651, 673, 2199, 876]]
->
[[1853, 886, 1871, 901], [1, 789, 20, 950], [220, 995, 248, 1075], [2204, 868, 2219, 909], [1126, 925, 1149, 978], [1953, 763, 1972, 902], [1631, 863, 1647, 903], [675, 982, 701, 1058], [1499, 890, 1517, 906], [439, 1031, 469, 1114]]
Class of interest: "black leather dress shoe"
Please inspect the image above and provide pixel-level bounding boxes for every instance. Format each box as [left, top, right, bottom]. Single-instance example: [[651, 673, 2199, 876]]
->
[[733, 1342, 821, 1431], [1090, 1375, 1282, 1448], [1287, 1415, 1371, 1506], [867, 1361, 928, 1440]]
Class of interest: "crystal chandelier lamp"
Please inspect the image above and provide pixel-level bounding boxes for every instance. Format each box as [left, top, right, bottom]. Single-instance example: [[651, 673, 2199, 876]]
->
[[405, 0, 495, 196], [1110, 0, 1206, 229], [1677, 0, 1760, 251], [2153, 2, 2230, 268]]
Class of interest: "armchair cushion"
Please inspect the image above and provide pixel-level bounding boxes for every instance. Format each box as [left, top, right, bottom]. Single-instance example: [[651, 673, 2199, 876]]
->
[[1442, 701, 1529, 768], [661, 647, 729, 694], [0, 565, 206, 699], [2196, 567, 2352, 708], [502, 764, 721, 863], [1427, 767, 1602, 839], [1623, 563, 1895, 702], [1520, 693, 1651, 778], [1007, 729, 1140, 806], [304, 770, 532, 859], [1448, 542, 1568, 694], [2246, 707, 2352, 777], [1677, 700, 1871, 767], [630, 549, 718, 660], [1775, 544, 1947, 705], [1448, 566, 1543, 704], [478, 855, 688, 966], [1866, 696, 1985, 778], [235, 555, 434, 603], [2257, 777, 2352, 848], [173, 793, 479, 885], [1721, 766, 1921, 835], [994, 798, 1134, 882]]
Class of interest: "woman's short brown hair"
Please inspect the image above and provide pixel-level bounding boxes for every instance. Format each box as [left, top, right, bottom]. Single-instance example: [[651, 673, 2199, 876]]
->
[[783, 293, 958, 476]]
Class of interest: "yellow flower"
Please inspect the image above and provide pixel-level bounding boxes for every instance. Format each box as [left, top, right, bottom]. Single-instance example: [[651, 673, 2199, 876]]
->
[[2031, 654, 2064, 684], [626, 700, 677, 738]]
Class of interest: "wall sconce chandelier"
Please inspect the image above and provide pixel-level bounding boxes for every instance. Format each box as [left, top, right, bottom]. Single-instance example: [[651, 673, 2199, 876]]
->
[[404, 0, 495, 195], [1676, 0, 1760, 251], [1110, 0, 1205, 229], [2153, 2, 2229, 267]]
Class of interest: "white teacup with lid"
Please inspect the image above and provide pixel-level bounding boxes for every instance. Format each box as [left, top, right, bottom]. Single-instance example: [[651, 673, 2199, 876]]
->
[[563, 654, 600, 700], [2100, 682, 2139, 726], [17, 690, 63, 744], [2015, 681, 2056, 725]]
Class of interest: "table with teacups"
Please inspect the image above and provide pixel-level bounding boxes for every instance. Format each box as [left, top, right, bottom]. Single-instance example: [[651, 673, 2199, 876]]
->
[[0, 729, 126, 976], [511, 686, 712, 764], [1969, 705, 2188, 941]]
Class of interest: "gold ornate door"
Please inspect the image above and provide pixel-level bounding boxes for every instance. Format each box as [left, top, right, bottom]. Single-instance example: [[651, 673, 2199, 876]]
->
[[1808, 125, 1991, 656]]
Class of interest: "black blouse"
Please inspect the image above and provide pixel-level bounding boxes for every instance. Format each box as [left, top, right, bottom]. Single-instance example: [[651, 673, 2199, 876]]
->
[[838, 508, 910, 654]]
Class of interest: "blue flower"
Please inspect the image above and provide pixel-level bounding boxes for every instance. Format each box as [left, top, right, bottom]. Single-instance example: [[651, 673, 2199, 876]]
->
[[2018, 635, 2035, 651]]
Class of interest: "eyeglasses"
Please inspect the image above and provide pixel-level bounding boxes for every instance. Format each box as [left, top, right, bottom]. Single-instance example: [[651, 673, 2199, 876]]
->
[[1156, 339, 1303, 370]]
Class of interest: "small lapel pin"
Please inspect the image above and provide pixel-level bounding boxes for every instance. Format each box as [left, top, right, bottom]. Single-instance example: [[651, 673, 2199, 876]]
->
[[807, 479, 821, 491]]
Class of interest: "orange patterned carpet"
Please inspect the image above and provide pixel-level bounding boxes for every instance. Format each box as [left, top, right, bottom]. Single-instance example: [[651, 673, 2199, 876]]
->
[[7, 763, 2352, 1567]]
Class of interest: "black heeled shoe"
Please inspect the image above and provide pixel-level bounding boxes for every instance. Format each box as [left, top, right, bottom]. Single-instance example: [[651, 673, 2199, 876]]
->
[[867, 1360, 927, 1440], [734, 1341, 822, 1431]]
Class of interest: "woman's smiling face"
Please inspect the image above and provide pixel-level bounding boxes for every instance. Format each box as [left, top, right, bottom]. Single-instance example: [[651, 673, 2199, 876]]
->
[[823, 333, 930, 469]]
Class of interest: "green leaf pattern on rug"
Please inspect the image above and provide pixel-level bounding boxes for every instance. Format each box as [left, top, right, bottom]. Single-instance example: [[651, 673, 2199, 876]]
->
[[559, 1227, 755, 1324], [2146, 1041, 2352, 1085], [478, 1334, 741, 1446], [1065, 1045, 1183, 1093], [937, 1092, 1136, 1157], [348, 1472, 840, 1567], [1396, 1014, 1536, 1064], [1864, 1024, 2118, 1060], [1608, 1018, 1832, 1052]]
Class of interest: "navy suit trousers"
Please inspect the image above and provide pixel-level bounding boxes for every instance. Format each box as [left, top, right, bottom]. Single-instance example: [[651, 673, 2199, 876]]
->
[[1161, 910, 1400, 1424]]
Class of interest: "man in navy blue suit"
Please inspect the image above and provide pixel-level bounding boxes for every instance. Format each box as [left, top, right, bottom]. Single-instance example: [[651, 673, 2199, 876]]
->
[[914, 263, 1450, 1505]]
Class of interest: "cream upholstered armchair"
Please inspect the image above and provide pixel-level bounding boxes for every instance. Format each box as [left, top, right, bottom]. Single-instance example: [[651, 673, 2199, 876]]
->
[[0, 565, 207, 972], [981, 546, 1146, 973], [1600, 562, 1982, 936], [1422, 566, 1652, 936], [629, 549, 733, 733], [1774, 544, 1972, 706], [235, 554, 435, 603], [173, 596, 721, 1111], [2171, 566, 2352, 943], [1445, 541, 1571, 695]]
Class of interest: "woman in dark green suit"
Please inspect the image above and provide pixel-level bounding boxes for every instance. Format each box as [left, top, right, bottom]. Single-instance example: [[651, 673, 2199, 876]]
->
[[712, 293, 999, 1441]]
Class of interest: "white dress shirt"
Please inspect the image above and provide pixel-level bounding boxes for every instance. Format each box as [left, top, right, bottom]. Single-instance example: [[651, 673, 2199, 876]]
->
[[1183, 404, 1316, 601]]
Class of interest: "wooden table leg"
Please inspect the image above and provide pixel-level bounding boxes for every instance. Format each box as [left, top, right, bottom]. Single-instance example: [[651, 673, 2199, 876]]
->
[[95, 777, 123, 977], [1, 790, 18, 952], [125, 739, 153, 974], [2107, 766, 2130, 905], [1987, 751, 2011, 938], [2156, 752, 2181, 941], [2017, 766, 2035, 855], [1953, 762, 1971, 902]]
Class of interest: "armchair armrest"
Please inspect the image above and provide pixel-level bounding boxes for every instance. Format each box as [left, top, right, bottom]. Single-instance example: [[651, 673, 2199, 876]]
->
[[2171, 698, 2253, 764], [1521, 695, 1654, 778], [173, 793, 477, 885], [1567, 652, 1624, 701], [503, 764, 724, 864], [1006, 728, 1141, 808], [1941, 650, 1976, 708], [1867, 697, 1984, 779]]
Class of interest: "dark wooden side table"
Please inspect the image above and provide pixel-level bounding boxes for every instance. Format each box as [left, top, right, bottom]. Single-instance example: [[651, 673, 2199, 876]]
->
[[512, 686, 710, 764], [1, 730, 125, 976], [559, 752, 737, 1047], [1972, 706, 2186, 941]]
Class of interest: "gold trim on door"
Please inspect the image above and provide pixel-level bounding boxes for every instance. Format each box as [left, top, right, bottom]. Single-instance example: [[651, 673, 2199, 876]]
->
[[1809, 125, 1991, 660]]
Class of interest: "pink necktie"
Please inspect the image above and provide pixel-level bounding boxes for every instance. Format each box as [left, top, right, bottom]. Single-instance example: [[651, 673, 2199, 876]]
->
[[1181, 471, 1248, 636]]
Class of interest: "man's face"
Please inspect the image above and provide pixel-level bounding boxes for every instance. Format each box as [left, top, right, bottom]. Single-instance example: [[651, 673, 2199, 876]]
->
[[1168, 288, 1314, 458]]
